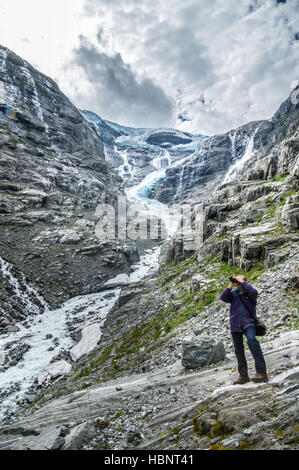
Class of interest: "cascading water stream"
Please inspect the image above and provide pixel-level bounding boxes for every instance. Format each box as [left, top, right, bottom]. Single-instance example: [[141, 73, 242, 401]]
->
[[229, 130, 237, 162], [152, 150, 171, 169], [119, 148, 136, 180], [0, 119, 204, 422], [0, 257, 47, 316], [0, 146, 174, 421], [223, 127, 259, 184], [0, 244, 162, 421]]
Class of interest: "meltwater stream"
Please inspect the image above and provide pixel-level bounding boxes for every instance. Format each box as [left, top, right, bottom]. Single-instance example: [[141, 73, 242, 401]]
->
[[0, 160, 171, 422], [0, 246, 161, 421], [0, 137, 195, 421], [223, 127, 259, 184]]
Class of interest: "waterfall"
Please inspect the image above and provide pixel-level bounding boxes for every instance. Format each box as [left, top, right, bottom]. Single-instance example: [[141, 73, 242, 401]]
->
[[229, 130, 237, 162], [223, 127, 259, 184], [22, 64, 63, 156], [0, 257, 48, 316], [152, 150, 171, 169], [176, 165, 186, 201], [22, 65, 46, 124], [118, 148, 136, 180]]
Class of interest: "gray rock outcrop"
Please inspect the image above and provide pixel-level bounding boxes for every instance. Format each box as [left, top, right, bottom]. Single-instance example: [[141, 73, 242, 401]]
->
[[62, 422, 94, 450], [182, 336, 226, 369], [150, 87, 299, 204], [0, 44, 139, 317]]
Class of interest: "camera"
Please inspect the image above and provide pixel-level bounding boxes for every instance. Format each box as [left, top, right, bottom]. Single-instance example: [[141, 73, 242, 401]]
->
[[229, 276, 237, 283]]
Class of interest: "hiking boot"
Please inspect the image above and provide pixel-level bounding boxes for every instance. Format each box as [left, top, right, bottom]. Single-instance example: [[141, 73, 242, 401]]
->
[[232, 376, 250, 385], [251, 373, 268, 383]]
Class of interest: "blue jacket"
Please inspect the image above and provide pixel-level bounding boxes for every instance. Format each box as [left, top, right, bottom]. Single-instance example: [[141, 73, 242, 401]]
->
[[219, 282, 258, 332]]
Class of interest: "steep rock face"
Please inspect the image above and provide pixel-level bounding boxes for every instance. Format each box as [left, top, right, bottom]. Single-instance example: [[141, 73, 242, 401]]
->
[[149, 121, 264, 204], [166, 139, 299, 273], [150, 88, 299, 204], [0, 45, 138, 316], [81, 110, 208, 189]]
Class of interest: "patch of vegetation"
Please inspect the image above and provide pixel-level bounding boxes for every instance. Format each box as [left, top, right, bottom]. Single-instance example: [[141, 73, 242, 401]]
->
[[94, 418, 110, 430], [210, 442, 231, 451], [286, 317, 299, 331], [172, 425, 181, 435], [268, 173, 289, 182], [265, 201, 277, 218], [217, 232, 229, 241], [278, 190, 297, 206], [206, 257, 265, 284], [157, 430, 171, 439], [114, 409, 124, 419], [157, 254, 197, 289], [274, 429, 286, 439], [212, 422, 230, 437], [81, 382, 91, 390], [264, 189, 298, 220], [238, 440, 251, 450]]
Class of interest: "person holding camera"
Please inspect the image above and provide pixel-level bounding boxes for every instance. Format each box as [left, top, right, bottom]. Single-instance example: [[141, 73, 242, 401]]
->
[[220, 275, 268, 384]]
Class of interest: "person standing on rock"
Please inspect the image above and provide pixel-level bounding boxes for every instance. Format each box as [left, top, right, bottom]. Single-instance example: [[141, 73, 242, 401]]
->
[[220, 275, 268, 385]]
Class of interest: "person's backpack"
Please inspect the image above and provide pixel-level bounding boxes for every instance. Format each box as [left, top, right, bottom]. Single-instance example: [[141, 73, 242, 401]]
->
[[237, 292, 267, 336]]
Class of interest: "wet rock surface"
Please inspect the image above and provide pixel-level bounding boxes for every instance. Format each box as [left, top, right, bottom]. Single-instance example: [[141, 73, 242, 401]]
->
[[0, 333, 298, 450], [150, 87, 298, 205], [0, 44, 139, 315]]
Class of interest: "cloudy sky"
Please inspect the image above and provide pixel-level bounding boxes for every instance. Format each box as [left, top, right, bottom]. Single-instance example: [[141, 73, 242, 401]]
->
[[0, 0, 298, 134]]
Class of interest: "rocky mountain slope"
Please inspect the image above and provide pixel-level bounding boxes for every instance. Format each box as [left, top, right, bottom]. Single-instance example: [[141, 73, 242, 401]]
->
[[0, 44, 298, 451], [150, 89, 299, 204], [0, 44, 139, 321], [81, 109, 207, 189]]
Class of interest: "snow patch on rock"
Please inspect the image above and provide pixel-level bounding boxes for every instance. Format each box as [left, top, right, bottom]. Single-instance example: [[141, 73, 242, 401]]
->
[[70, 323, 102, 362]]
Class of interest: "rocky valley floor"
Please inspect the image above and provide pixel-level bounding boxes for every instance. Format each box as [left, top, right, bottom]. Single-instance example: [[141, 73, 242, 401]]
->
[[0, 245, 298, 451], [0, 330, 298, 451]]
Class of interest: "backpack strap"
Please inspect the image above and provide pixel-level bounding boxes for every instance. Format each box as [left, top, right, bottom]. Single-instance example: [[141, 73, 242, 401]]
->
[[236, 291, 257, 323]]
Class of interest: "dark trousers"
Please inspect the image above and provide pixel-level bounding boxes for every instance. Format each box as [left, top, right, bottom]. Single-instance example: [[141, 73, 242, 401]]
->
[[231, 325, 267, 377]]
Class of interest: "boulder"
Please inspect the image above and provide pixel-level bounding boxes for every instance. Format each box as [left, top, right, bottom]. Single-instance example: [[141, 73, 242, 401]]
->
[[62, 422, 94, 450], [282, 195, 299, 229], [5, 325, 20, 333], [217, 408, 259, 432], [59, 230, 83, 245], [182, 336, 225, 369], [190, 274, 204, 292], [190, 275, 217, 294], [104, 273, 130, 288]]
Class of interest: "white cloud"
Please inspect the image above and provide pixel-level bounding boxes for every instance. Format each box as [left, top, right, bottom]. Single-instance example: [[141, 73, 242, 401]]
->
[[0, 0, 298, 134], [69, 35, 175, 127]]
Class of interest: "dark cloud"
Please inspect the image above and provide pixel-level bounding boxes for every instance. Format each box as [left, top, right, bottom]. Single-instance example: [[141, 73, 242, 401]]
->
[[76, 0, 299, 134], [72, 35, 175, 127]]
